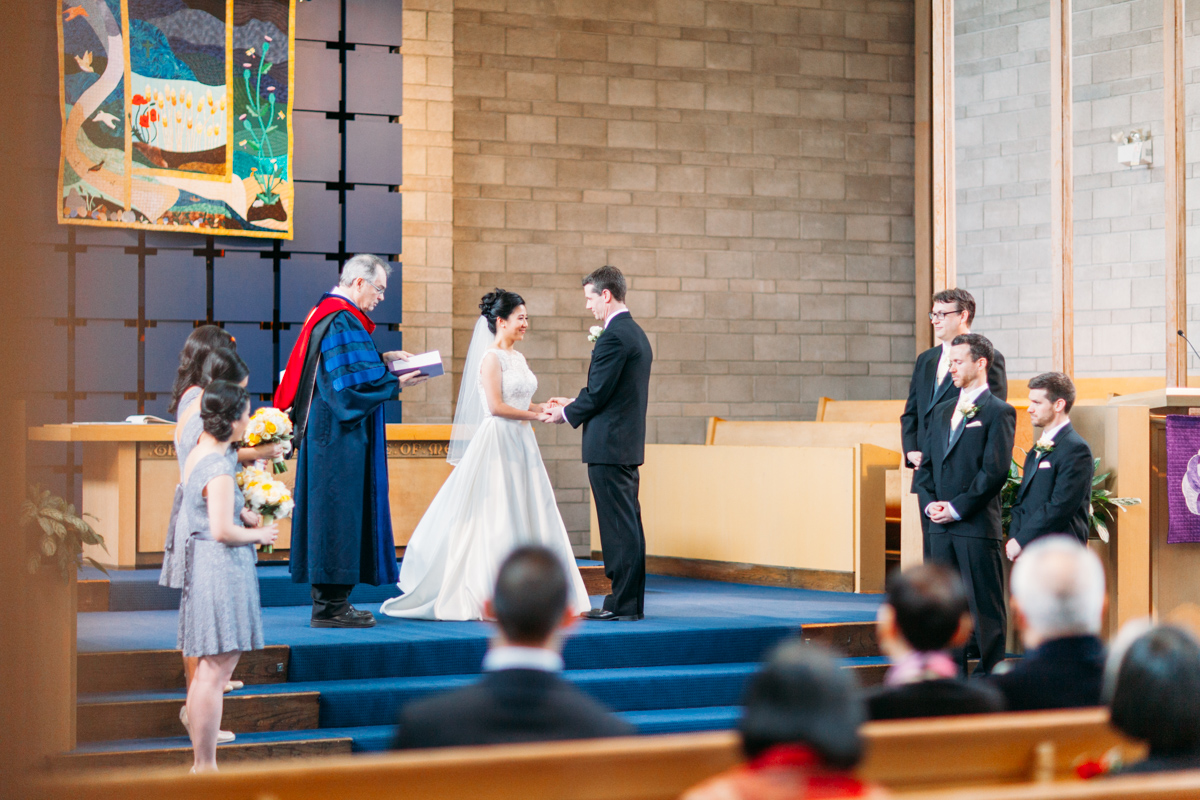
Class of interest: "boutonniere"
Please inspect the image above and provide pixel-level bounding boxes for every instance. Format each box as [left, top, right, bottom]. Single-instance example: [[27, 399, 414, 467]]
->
[[959, 403, 979, 420], [1033, 435, 1055, 455], [587, 325, 603, 344]]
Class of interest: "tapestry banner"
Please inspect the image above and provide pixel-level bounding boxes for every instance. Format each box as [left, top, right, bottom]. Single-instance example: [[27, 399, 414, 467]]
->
[[1167, 414, 1200, 543], [57, 0, 295, 238]]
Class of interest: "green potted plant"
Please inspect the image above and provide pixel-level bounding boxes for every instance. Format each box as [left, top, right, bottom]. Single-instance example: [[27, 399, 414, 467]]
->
[[21, 485, 106, 581], [1000, 456, 1140, 542]]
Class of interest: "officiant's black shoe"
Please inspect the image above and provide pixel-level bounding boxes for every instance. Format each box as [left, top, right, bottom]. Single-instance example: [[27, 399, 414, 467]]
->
[[582, 609, 643, 621], [311, 610, 376, 628]]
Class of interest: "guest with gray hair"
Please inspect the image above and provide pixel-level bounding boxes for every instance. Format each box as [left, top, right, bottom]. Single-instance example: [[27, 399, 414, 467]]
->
[[988, 535, 1107, 710]]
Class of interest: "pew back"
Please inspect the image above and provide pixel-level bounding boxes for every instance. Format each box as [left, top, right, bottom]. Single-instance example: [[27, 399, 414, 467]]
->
[[36, 709, 1145, 800]]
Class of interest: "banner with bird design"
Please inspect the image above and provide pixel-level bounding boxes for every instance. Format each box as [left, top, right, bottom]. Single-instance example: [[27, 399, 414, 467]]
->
[[58, 0, 295, 238]]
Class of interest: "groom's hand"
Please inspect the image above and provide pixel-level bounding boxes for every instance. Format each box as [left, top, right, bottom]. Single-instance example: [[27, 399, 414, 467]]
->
[[548, 406, 568, 425], [546, 397, 573, 408]]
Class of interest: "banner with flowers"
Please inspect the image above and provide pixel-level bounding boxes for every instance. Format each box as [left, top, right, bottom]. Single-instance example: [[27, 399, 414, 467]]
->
[[57, 0, 295, 238]]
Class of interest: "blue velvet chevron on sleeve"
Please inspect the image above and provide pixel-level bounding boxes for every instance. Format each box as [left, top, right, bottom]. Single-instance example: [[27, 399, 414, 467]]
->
[[322, 317, 388, 392]]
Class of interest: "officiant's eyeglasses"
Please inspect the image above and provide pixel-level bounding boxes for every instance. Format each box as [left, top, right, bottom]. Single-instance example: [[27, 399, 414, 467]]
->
[[365, 279, 386, 297], [929, 309, 964, 321]]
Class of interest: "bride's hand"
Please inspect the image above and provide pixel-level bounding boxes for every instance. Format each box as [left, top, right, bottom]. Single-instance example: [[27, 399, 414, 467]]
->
[[536, 411, 554, 423], [546, 397, 572, 408]]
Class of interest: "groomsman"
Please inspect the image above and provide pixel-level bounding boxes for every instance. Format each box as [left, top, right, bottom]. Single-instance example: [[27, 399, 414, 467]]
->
[[914, 333, 1015, 675], [1006, 373, 1093, 560], [901, 288, 1008, 557]]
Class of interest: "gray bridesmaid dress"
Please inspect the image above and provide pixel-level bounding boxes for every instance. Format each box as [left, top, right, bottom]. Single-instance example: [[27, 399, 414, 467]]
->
[[159, 387, 204, 589], [177, 451, 264, 657]]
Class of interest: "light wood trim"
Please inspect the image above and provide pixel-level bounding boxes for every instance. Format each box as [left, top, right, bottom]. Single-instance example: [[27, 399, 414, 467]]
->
[[1115, 405, 1152, 626], [28, 423, 452, 442], [1165, 0, 1188, 387], [815, 396, 831, 421], [914, 0, 934, 351], [901, 771, 1200, 800], [930, 0, 955, 291], [1050, 0, 1074, 378], [704, 416, 723, 446], [899, 464, 924, 569], [855, 444, 892, 593]]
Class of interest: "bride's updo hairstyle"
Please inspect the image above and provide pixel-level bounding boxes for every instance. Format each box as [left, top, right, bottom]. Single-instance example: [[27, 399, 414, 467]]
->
[[479, 288, 525, 334], [200, 380, 250, 443]]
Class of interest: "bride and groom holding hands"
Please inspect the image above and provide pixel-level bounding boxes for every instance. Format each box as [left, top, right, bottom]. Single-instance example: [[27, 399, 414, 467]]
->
[[380, 265, 653, 623]]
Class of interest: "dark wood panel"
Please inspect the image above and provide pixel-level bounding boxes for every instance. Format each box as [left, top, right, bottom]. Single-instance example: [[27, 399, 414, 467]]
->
[[847, 663, 887, 688], [55, 737, 352, 772], [579, 565, 609, 596], [78, 579, 110, 612], [802, 622, 879, 658], [79, 646, 290, 693], [623, 554, 854, 593], [77, 692, 320, 743]]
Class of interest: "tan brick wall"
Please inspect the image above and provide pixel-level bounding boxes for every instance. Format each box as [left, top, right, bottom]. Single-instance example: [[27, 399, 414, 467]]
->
[[405, 0, 917, 545], [398, 0, 456, 423]]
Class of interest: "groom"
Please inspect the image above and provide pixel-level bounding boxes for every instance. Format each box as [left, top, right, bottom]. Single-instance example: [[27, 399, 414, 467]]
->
[[548, 266, 653, 621]]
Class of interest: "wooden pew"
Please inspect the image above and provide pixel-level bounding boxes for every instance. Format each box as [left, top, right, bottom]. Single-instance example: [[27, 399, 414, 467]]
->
[[34, 708, 1144, 800], [903, 771, 1200, 800]]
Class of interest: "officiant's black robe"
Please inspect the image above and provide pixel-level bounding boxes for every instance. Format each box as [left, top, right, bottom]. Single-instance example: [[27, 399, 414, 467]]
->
[[290, 310, 400, 587]]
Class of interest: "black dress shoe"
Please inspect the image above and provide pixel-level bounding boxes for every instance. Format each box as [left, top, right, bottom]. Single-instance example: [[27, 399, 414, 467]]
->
[[311, 609, 377, 628], [582, 609, 643, 621]]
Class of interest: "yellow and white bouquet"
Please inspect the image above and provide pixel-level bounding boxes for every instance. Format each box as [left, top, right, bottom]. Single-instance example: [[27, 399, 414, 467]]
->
[[242, 407, 294, 473], [237, 465, 294, 553]]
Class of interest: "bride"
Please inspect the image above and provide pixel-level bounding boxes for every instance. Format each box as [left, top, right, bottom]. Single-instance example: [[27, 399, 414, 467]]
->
[[380, 289, 591, 620]]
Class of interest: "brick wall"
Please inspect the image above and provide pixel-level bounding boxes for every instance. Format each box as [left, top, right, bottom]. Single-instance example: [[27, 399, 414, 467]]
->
[[401, 0, 918, 545], [956, 0, 1189, 377]]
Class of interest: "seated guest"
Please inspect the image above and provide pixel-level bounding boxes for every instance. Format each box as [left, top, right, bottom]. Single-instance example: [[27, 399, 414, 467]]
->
[[1107, 623, 1200, 775], [988, 536, 1106, 710], [682, 641, 885, 800], [391, 546, 633, 749], [867, 564, 1003, 720]]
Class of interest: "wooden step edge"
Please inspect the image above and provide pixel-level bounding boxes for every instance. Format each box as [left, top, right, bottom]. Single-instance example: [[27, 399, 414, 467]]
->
[[845, 662, 888, 688], [78, 646, 289, 694], [578, 565, 610, 596], [77, 691, 321, 744], [54, 737, 353, 772], [801, 621, 880, 658]]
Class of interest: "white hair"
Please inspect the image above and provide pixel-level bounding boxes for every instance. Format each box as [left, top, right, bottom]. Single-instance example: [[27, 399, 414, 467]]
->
[[1010, 536, 1106, 640], [339, 254, 392, 287]]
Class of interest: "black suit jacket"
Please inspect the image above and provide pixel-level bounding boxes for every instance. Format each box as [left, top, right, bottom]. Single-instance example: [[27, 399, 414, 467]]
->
[[987, 635, 1105, 712], [901, 344, 1008, 467], [391, 668, 635, 750], [1008, 423, 1093, 547], [867, 678, 1004, 721], [565, 312, 653, 466], [914, 390, 1017, 538]]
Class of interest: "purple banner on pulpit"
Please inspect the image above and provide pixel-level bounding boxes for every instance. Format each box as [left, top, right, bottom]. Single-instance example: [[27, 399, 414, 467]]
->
[[1167, 415, 1200, 543]]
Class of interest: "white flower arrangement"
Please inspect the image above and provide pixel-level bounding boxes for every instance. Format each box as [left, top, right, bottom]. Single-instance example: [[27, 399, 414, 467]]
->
[[587, 325, 604, 344], [237, 465, 294, 552], [239, 407, 294, 473], [1033, 434, 1055, 455]]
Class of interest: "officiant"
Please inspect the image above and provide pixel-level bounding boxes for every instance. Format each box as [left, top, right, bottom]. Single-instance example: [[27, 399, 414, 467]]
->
[[274, 254, 425, 628]]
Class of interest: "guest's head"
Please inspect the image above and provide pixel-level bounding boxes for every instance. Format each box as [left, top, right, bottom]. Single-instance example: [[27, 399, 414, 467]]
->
[[1010, 536, 1106, 649], [949, 333, 993, 390], [200, 380, 251, 444], [485, 546, 575, 649], [739, 641, 865, 769], [1107, 624, 1200, 757], [200, 347, 249, 389], [878, 564, 972, 659], [170, 325, 235, 412], [1027, 372, 1076, 428], [339, 254, 392, 312], [478, 289, 527, 338], [931, 287, 976, 341], [582, 265, 627, 321]]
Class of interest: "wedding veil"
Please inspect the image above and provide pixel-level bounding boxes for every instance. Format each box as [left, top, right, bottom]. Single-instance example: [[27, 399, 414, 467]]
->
[[447, 316, 494, 465]]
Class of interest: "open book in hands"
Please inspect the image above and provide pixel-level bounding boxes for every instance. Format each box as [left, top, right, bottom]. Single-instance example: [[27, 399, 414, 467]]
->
[[389, 350, 445, 379]]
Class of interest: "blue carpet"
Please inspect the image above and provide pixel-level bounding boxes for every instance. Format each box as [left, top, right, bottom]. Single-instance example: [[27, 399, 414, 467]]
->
[[74, 573, 882, 757]]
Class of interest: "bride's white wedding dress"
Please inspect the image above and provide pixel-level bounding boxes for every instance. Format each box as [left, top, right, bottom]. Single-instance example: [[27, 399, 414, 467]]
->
[[380, 346, 591, 620]]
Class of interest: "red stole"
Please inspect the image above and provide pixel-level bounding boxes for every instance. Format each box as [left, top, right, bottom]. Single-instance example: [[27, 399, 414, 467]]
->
[[273, 294, 376, 410]]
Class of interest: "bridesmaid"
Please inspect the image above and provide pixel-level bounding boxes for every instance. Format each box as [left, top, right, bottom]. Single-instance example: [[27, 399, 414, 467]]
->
[[179, 380, 278, 773]]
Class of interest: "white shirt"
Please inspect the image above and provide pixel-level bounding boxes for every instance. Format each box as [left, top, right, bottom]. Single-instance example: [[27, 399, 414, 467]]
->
[[481, 645, 564, 673], [1039, 419, 1070, 444], [605, 308, 629, 329], [935, 341, 953, 385]]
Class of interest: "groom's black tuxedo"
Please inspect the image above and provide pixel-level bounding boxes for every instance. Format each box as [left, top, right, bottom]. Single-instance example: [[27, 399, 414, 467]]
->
[[915, 389, 1015, 674], [1008, 423, 1093, 547], [565, 311, 653, 618]]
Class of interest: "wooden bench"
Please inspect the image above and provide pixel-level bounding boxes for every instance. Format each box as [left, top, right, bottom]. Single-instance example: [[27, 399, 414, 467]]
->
[[903, 771, 1200, 800], [34, 708, 1144, 800]]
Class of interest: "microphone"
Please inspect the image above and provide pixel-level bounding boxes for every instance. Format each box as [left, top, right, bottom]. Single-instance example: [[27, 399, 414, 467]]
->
[[1178, 330, 1200, 364]]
